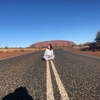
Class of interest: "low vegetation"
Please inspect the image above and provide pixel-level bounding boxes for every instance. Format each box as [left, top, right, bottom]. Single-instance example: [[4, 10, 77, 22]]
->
[[0, 47, 45, 53], [1, 30, 100, 53], [63, 30, 100, 52], [79, 31, 100, 52]]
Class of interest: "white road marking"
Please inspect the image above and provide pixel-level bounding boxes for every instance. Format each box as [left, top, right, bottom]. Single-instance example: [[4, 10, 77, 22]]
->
[[46, 61, 55, 100], [50, 60, 70, 100]]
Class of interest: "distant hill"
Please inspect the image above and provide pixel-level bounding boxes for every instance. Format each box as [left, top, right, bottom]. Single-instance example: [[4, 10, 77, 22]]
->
[[30, 40, 75, 48]]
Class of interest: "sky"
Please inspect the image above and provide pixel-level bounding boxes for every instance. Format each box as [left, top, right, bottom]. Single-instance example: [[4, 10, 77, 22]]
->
[[0, 0, 100, 47]]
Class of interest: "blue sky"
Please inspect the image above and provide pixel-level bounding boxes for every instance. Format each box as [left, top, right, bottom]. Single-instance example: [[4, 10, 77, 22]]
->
[[0, 0, 100, 47]]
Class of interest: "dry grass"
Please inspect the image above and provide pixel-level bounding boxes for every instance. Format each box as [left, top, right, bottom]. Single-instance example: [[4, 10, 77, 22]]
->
[[64, 48, 100, 57], [0, 48, 46, 59], [0, 48, 45, 53]]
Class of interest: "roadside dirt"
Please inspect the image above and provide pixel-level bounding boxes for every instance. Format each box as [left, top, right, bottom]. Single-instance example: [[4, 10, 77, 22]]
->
[[0, 50, 40, 59], [65, 49, 100, 57], [1, 49, 100, 60]]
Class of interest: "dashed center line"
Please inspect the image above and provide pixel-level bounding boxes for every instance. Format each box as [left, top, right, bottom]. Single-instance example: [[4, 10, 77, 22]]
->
[[50, 60, 69, 100], [46, 60, 70, 100], [46, 61, 55, 100]]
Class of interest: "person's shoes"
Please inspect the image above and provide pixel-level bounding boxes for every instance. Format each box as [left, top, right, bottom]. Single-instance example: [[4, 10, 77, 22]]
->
[[42, 58, 45, 61]]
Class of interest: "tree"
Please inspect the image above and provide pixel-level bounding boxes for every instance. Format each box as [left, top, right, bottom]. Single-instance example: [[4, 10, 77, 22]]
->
[[83, 42, 91, 46], [5, 45, 8, 49], [95, 30, 100, 42]]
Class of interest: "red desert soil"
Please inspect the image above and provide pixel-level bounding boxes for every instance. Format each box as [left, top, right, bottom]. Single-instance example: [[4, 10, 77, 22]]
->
[[66, 49, 100, 57], [0, 50, 39, 59], [1, 49, 100, 60]]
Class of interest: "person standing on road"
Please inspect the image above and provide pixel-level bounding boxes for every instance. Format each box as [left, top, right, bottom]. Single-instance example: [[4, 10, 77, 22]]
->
[[42, 44, 55, 61]]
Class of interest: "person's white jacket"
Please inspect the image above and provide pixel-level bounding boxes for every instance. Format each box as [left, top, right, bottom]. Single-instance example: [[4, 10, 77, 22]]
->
[[43, 49, 55, 60]]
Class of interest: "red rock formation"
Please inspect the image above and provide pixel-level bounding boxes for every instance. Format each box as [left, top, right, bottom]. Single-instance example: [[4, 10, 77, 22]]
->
[[30, 40, 75, 48]]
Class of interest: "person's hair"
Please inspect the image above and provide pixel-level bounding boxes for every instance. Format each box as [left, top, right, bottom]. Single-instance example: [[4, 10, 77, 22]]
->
[[48, 44, 53, 50]]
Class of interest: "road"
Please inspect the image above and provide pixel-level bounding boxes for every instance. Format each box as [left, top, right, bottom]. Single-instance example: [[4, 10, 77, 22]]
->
[[0, 49, 100, 100]]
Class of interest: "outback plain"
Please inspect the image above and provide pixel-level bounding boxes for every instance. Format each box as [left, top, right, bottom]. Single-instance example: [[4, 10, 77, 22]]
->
[[0, 45, 100, 100]]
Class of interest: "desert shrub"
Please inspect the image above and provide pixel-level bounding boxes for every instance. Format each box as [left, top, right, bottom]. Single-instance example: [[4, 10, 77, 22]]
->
[[13, 50, 17, 52], [0, 51, 3, 53], [20, 50, 24, 51]]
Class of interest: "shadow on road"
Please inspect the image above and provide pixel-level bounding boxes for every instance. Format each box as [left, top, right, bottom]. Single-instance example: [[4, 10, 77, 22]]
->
[[2, 87, 34, 100]]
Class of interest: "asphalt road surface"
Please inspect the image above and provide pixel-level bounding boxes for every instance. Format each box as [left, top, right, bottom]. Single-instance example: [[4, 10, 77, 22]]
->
[[0, 49, 100, 100]]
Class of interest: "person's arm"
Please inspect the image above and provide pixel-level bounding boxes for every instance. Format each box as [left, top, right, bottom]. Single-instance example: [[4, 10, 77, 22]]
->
[[44, 49, 47, 56], [51, 50, 54, 56]]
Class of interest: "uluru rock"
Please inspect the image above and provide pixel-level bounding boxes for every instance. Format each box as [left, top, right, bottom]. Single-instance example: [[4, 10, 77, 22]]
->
[[30, 40, 75, 48]]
